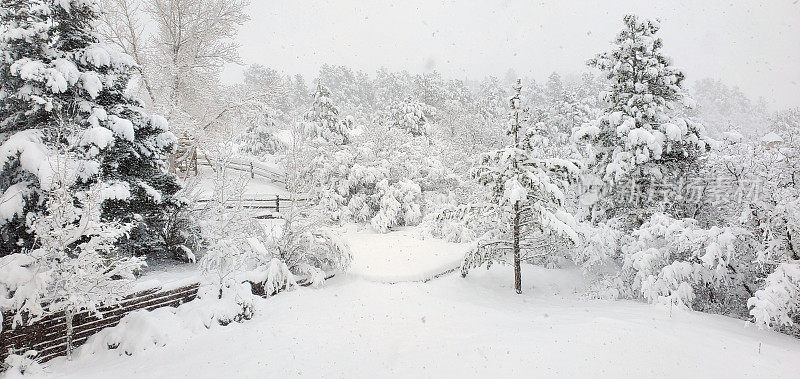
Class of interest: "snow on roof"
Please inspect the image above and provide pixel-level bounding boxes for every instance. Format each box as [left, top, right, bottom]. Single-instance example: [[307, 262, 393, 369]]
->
[[722, 130, 744, 143], [761, 132, 783, 144]]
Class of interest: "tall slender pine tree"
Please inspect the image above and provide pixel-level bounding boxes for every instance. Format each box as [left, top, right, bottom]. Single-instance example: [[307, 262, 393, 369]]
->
[[462, 80, 581, 293]]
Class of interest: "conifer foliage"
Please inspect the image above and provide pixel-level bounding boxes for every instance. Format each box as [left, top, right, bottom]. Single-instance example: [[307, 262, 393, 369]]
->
[[381, 96, 434, 138], [574, 14, 710, 227], [0, 0, 187, 258], [303, 84, 352, 145], [461, 80, 581, 293]]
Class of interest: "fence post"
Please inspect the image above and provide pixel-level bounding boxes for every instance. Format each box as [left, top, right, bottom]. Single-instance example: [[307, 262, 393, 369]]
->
[[275, 195, 280, 213], [250, 161, 254, 179]]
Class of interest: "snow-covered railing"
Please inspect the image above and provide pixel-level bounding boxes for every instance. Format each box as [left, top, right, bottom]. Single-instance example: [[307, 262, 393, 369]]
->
[[0, 283, 201, 364], [196, 152, 285, 184], [194, 196, 309, 218], [0, 274, 332, 364]]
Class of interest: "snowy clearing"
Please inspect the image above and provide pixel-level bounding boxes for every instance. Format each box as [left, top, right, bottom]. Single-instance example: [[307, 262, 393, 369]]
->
[[37, 229, 800, 378], [190, 166, 288, 201], [343, 226, 471, 283], [43, 266, 800, 378]]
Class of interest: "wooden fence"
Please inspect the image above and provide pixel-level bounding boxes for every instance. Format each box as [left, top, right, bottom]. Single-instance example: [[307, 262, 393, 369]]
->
[[195, 195, 302, 212], [0, 283, 200, 364], [0, 275, 332, 365], [196, 153, 285, 184], [194, 195, 308, 219]]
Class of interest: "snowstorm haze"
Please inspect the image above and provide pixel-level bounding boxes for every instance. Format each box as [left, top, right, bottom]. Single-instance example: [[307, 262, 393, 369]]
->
[[5, 0, 800, 375], [223, 0, 800, 109]]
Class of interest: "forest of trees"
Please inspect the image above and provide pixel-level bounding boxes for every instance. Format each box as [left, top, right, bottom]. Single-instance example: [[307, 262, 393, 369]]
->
[[0, 2, 798, 371]]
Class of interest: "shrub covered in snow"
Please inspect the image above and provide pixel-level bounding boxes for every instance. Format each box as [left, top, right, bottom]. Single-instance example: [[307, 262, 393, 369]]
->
[[263, 212, 352, 288], [1, 350, 43, 377], [618, 213, 754, 313], [607, 206, 799, 335], [687, 126, 800, 333], [302, 118, 440, 233], [748, 263, 800, 331], [0, 134, 144, 360]]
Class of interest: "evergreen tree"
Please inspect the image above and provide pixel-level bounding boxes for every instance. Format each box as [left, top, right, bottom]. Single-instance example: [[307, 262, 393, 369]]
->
[[303, 84, 351, 145], [476, 76, 508, 121], [544, 72, 564, 104], [382, 97, 434, 138], [0, 0, 52, 253], [237, 104, 280, 156], [574, 14, 710, 227], [0, 0, 188, 259], [461, 80, 580, 293], [291, 73, 309, 112]]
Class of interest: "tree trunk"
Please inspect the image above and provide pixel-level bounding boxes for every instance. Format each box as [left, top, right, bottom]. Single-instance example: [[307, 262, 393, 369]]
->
[[65, 309, 74, 360], [513, 201, 522, 294], [512, 78, 523, 295]]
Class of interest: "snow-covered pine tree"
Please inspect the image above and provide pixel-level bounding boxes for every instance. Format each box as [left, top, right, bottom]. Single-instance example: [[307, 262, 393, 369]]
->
[[476, 76, 508, 121], [228, 65, 292, 156], [237, 103, 280, 156], [0, 0, 53, 253], [462, 80, 581, 294], [540, 73, 595, 147], [544, 72, 564, 105], [290, 73, 309, 112], [0, 0, 187, 259], [574, 14, 710, 228], [383, 96, 435, 138], [303, 84, 351, 145]]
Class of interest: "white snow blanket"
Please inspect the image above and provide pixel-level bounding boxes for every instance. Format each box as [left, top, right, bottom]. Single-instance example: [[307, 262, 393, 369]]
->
[[42, 265, 800, 378], [343, 226, 471, 282]]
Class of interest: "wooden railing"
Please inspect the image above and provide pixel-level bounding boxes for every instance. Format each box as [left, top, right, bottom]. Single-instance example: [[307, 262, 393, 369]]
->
[[0, 274, 333, 365], [194, 195, 309, 219], [196, 153, 285, 184], [0, 283, 200, 364]]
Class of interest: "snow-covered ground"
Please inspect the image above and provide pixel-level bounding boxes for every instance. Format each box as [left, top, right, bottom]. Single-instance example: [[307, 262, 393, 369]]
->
[[39, 228, 800, 378], [131, 260, 200, 293], [190, 165, 289, 201], [343, 225, 471, 282]]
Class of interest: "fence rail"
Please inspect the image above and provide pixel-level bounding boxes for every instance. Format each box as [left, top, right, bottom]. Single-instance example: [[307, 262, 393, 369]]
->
[[0, 274, 332, 365], [196, 153, 285, 184], [193, 196, 309, 218], [0, 283, 200, 364]]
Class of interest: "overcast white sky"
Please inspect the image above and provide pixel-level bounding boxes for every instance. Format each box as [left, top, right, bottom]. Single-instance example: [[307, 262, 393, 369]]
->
[[222, 0, 800, 109]]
